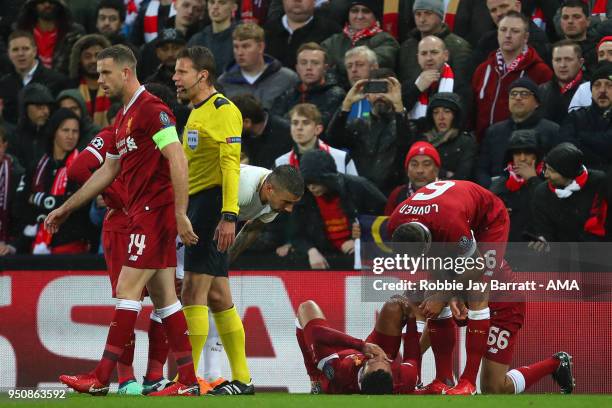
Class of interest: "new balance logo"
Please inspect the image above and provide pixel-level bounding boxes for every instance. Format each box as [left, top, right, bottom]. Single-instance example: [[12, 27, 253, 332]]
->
[[129, 255, 139, 261], [488, 347, 498, 354]]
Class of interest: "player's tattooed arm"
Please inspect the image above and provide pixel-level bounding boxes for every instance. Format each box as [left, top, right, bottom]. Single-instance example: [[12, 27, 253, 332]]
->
[[228, 219, 266, 264]]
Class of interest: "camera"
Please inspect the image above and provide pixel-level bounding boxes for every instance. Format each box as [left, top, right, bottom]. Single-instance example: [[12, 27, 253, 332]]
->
[[363, 80, 388, 94]]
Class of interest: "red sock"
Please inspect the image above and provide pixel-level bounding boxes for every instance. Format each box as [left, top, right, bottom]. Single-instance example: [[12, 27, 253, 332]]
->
[[117, 332, 136, 384], [402, 319, 422, 379], [429, 318, 456, 384], [461, 310, 490, 385], [162, 307, 197, 385], [94, 302, 140, 384], [365, 329, 402, 359], [145, 316, 169, 382], [508, 357, 560, 393], [296, 324, 318, 378]]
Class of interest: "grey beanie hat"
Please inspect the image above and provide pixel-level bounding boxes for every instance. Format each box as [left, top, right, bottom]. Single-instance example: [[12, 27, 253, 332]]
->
[[413, 0, 445, 20]]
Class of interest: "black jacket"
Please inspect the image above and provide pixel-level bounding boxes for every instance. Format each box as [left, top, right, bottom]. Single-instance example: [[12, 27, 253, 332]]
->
[[326, 108, 413, 195], [560, 104, 612, 172], [187, 23, 236, 74], [242, 113, 292, 170], [476, 112, 560, 187], [291, 151, 387, 254], [270, 76, 346, 127], [539, 77, 584, 125], [530, 169, 607, 242], [264, 15, 341, 68], [491, 175, 545, 242], [0, 63, 68, 125]]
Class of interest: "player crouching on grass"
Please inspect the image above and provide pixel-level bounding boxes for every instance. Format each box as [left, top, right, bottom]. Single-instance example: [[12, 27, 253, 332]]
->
[[295, 299, 421, 395], [388, 181, 575, 395]]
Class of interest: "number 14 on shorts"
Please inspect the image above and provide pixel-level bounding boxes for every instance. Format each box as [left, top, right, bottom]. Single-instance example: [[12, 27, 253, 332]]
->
[[128, 233, 146, 261]]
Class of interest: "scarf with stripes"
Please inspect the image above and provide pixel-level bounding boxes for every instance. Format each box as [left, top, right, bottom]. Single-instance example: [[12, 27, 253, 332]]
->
[[79, 79, 111, 128], [410, 63, 454, 119], [144, 0, 177, 43]]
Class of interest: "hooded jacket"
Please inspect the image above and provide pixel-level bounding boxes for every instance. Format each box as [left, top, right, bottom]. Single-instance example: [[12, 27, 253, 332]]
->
[[56, 89, 101, 149], [270, 74, 347, 127], [15, 0, 85, 74], [490, 130, 545, 242], [290, 150, 386, 255], [472, 47, 553, 141], [415, 92, 477, 181], [68, 34, 111, 82], [476, 110, 559, 188], [10, 84, 55, 174], [218, 55, 299, 109]]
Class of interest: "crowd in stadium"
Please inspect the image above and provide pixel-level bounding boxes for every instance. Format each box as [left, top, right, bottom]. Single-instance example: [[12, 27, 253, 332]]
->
[[0, 0, 610, 271]]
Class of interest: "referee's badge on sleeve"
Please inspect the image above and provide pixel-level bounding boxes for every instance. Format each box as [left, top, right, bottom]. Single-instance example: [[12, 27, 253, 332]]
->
[[187, 130, 198, 150]]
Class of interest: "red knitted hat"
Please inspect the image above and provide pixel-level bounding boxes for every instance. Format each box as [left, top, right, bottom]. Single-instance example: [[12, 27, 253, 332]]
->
[[404, 141, 441, 169]]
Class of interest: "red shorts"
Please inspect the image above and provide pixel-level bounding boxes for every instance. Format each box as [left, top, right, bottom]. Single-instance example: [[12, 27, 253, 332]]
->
[[125, 204, 177, 269], [102, 229, 129, 297], [485, 302, 526, 365]]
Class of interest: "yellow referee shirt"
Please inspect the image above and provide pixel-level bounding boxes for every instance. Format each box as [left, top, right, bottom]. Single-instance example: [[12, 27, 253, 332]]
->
[[183, 92, 242, 215]]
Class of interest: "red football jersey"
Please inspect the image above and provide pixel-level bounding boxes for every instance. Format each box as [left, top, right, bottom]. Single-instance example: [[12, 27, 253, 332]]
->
[[107, 87, 176, 215], [67, 126, 128, 233]]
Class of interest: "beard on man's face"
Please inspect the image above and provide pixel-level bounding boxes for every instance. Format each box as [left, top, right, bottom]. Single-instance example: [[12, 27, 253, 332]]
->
[[373, 99, 393, 116]]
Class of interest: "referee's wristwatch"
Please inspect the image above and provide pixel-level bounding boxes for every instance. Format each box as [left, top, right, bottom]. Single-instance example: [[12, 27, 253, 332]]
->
[[221, 212, 238, 223]]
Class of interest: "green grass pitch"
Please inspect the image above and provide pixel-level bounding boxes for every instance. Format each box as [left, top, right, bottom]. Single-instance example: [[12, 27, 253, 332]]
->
[[1, 393, 611, 408]]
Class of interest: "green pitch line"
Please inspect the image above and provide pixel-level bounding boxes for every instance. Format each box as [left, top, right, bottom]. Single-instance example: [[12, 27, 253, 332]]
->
[[1, 393, 611, 408]]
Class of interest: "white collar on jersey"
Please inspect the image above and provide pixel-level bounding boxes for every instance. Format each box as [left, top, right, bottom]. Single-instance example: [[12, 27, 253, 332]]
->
[[123, 85, 146, 115]]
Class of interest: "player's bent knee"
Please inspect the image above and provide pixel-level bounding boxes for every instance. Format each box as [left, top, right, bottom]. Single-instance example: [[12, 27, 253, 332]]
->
[[208, 289, 232, 311], [480, 378, 509, 394]]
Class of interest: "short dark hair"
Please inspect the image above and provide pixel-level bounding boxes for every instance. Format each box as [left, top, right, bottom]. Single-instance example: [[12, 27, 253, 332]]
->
[[561, 0, 589, 17], [177, 46, 217, 85], [8, 30, 36, 48], [391, 222, 432, 256], [269, 165, 305, 198], [360, 369, 393, 394], [97, 44, 137, 71], [97, 0, 126, 22], [231, 94, 265, 123], [552, 39, 583, 59], [501, 10, 530, 31]]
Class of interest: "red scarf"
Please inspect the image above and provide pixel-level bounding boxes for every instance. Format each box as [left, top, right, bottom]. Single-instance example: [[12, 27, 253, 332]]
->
[[505, 161, 544, 192], [410, 63, 454, 119], [125, 0, 143, 26], [560, 70, 583, 94], [315, 194, 351, 251], [593, 0, 608, 16], [496, 46, 528, 76], [79, 79, 111, 127], [343, 21, 383, 46], [288, 140, 330, 168], [383, 0, 399, 38], [547, 167, 588, 198], [0, 156, 12, 242], [143, 0, 177, 43], [444, 0, 460, 31], [33, 25, 58, 68], [585, 193, 608, 237], [32, 150, 79, 253]]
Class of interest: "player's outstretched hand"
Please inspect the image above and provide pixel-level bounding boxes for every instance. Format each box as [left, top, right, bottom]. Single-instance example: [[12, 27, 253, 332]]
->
[[44, 207, 70, 234], [177, 213, 199, 246], [362, 343, 392, 362], [215, 219, 236, 252]]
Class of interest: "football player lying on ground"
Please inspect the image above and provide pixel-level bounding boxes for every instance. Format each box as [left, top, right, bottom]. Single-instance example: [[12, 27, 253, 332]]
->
[[295, 299, 421, 394]]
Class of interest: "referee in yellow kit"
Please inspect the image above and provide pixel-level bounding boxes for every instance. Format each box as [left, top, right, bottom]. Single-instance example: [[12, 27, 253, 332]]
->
[[173, 46, 253, 395]]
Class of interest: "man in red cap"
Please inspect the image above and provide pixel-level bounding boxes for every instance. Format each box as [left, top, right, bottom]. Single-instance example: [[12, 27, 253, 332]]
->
[[384, 141, 440, 215]]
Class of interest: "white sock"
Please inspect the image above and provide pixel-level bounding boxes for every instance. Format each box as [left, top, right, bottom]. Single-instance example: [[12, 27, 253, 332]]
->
[[506, 369, 526, 394], [201, 310, 224, 382]]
